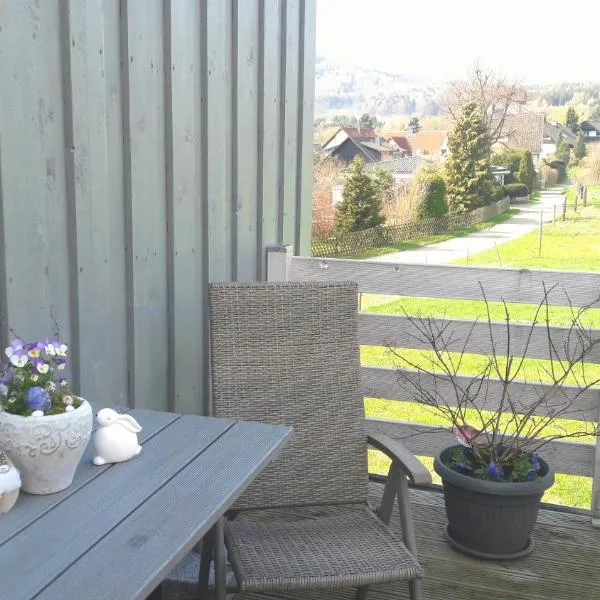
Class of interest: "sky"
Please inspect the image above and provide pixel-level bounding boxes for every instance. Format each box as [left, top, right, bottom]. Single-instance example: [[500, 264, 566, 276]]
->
[[316, 0, 600, 85]]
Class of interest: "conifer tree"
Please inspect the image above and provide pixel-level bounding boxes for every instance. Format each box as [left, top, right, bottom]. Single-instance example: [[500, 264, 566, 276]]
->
[[408, 117, 421, 133], [575, 131, 586, 160], [358, 113, 375, 129], [444, 101, 492, 212], [565, 106, 579, 134], [555, 134, 571, 165], [517, 150, 536, 192], [334, 157, 384, 234]]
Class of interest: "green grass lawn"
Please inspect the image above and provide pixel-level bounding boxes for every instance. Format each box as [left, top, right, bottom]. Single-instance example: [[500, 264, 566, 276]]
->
[[346, 209, 519, 260], [362, 187, 600, 508], [453, 185, 600, 271]]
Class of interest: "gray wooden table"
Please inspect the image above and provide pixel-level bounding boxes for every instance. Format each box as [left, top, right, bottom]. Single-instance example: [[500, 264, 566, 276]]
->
[[0, 408, 291, 600]]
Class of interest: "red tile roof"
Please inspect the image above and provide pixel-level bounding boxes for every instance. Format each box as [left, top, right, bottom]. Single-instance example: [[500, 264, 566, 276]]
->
[[340, 127, 377, 137], [384, 131, 448, 155]]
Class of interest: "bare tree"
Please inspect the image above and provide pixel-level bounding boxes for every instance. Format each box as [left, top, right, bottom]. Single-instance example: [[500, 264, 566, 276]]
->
[[443, 62, 525, 149]]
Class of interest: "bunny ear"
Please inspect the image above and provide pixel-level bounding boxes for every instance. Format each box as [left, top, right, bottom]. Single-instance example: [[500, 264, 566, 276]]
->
[[115, 414, 142, 433]]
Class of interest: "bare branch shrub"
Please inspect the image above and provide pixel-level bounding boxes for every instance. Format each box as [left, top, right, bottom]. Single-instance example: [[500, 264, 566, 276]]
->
[[387, 284, 600, 476], [312, 156, 345, 237], [540, 164, 560, 188], [580, 145, 600, 185]]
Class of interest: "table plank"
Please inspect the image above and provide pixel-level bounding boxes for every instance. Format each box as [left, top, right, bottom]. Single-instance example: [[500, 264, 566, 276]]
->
[[0, 409, 179, 545], [1, 414, 235, 600], [36, 419, 291, 600]]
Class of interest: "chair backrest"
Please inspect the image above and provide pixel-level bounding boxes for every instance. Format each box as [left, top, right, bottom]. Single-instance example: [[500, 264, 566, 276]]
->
[[208, 281, 368, 510]]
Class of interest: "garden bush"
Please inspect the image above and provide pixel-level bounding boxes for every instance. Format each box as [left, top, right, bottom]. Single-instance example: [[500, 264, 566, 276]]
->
[[503, 183, 529, 198], [416, 170, 448, 219]]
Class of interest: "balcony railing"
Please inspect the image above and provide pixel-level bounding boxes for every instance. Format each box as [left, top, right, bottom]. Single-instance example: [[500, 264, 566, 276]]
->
[[267, 247, 600, 523]]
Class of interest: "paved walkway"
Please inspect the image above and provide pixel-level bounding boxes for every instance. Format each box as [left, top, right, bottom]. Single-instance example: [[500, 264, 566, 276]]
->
[[367, 188, 566, 265]]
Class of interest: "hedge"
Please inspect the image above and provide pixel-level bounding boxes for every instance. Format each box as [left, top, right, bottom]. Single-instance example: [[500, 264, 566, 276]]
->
[[503, 183, 529, 198]]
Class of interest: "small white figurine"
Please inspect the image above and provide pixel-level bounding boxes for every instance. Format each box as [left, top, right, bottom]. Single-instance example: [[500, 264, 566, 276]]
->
[[93, 409, 143, 466], [0, 451, 21, 514]]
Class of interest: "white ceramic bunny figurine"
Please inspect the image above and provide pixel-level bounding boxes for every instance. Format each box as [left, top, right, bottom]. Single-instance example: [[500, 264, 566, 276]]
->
[[93, 409, 143, 466]]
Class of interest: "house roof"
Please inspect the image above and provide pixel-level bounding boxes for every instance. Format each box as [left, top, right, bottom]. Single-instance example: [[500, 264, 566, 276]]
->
[[491, 165, 511, 175], [389, 136, 413, 153], [321, 126, 377, 149], [384, 131, 448, 155], [544, 121, 577, 145], [363, 155, 429, 174], [581, 121, 600, 132], [496, 112, 545, 155], [360, 140, 394, 153], [325, 136, 379, 163]]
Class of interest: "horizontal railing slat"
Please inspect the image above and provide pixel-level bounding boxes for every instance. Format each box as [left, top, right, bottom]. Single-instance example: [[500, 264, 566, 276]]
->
[[359, 313, 600, 364], [290, 257, 600, 308], [362, 366, 600, 423], [366, 418, 595, 477]]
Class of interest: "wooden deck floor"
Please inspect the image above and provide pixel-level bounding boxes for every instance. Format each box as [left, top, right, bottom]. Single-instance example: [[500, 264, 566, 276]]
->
[[233, 482, 600, 600]]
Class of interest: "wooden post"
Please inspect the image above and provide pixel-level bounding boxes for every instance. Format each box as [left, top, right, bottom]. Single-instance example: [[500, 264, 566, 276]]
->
[[552, 203, 556, 223], [562, 198, 567, 221], [266, 244, 290, 281], [584, 185, 588, 207], [574, 194, 578, 212], [538, 210, 543, 257]]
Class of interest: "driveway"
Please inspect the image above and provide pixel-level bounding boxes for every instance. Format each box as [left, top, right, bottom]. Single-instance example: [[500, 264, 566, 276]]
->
[[367, 188, 566, 265]]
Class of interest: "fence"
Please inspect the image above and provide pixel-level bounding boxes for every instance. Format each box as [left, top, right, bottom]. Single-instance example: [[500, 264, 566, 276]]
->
[[312, 197, 510, 257], [270, 251, 600, 523]]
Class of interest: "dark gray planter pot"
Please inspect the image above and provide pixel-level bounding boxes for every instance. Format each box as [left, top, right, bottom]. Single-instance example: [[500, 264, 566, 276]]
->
[[434, 445, 555, 560]]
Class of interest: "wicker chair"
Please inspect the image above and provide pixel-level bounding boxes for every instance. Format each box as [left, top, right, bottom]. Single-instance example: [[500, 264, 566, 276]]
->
[[165, 281, 431, 599]]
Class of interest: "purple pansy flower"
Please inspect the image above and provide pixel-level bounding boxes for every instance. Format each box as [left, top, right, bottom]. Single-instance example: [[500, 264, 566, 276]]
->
[[5, 339, 24, 359], [526, 469, 538, 481], [0, 367, 12, 385], [26, 386, 51, 412], [56, 358, 66, 371], [488, 461, 504, 481], [25, 341, 44, 358], [34, 359, 49, 374], [9, 349, 28, 368], [531, 453, 541, 472]]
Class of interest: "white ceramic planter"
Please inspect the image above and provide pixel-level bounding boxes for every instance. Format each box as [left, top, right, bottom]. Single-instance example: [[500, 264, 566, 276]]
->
[[0, 399, 93, 494]]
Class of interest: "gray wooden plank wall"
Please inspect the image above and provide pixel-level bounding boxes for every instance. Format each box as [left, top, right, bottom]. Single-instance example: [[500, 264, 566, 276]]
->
[[0, 0, 316, 413]]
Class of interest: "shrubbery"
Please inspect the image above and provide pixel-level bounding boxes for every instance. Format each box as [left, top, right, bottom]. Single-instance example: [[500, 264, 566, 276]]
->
[[548, 160, 567, 183], [415, 167, 448, 219], [491, 148, 523, 184], [540, 164, 560, 187], [503, 183, 529, 198]]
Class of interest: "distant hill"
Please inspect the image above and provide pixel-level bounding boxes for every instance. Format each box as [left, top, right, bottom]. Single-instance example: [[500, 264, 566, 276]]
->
[[314, 56, 443, 118]]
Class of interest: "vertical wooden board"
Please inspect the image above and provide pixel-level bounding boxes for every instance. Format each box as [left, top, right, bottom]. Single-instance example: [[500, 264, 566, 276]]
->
[[66, 0, 128, 407], [257, 0, 282, 278], [281, 0, 300, 251], [125, 0, 168, 410], [295, 0, 317, 256], [233, 0, 260, 281], [206, 0, 233, 283], [0, 1, 72, 346], [168, 0, 205, 414]]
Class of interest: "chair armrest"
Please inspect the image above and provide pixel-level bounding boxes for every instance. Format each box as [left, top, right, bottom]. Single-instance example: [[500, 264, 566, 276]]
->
[[367, 432, 432, 485]]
